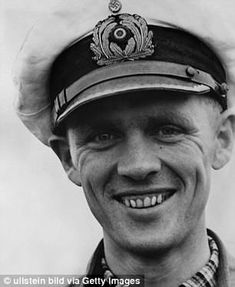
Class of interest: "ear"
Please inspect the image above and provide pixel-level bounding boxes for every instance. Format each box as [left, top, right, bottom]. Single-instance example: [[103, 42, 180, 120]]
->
[[48, 135, 81, 186], [212, 109, 235, 170]]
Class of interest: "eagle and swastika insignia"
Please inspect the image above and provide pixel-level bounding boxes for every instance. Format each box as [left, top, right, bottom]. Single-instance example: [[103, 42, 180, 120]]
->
[[90, 13, 155, 66]]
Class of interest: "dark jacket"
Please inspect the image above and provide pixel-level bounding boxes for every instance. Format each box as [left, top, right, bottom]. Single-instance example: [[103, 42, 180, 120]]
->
[[70, 230, 235, 287], [208, 230, 235, 287]]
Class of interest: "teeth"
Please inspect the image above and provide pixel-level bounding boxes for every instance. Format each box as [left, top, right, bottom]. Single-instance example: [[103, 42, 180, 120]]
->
[[136, 199, 143, 208], [151, 196, 157, 206], [124, 199, 130, 207], [122, 192, 174, 209], [157, 194, 162, 204], [144, 197, 151, 207], [130, 200, 137, 208]]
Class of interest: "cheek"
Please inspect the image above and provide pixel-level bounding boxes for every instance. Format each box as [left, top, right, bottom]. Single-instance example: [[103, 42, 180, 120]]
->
[[76, 150, 123, 231], [159, 141, 212, 230], [160, 140, 212, 197], [78, 150, 114, 187], [72, 148, 116, 215]]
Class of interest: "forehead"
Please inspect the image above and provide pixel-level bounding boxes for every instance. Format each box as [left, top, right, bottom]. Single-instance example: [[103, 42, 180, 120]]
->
[[66, 91, 217, 128]]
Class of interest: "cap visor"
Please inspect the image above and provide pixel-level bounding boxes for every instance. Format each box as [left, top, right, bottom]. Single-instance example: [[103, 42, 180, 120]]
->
[[54, 61, 212, 124], [56, 75, 209, 124]]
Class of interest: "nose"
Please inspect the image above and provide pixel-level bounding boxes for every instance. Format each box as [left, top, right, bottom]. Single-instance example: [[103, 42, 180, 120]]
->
[[117, 133, 162, 181]]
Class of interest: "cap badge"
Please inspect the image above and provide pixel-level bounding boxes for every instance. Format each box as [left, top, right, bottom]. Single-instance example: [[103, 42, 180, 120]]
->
[[90, 13, 155, 66], [109, 0, 122, 14]]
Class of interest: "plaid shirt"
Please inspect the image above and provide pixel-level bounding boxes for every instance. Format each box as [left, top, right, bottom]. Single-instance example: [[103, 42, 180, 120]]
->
[[101, 236, 219, 287]]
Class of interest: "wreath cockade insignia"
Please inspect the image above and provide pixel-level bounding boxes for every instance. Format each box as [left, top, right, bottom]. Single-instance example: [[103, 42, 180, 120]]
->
[[90, 13, 155, 66]]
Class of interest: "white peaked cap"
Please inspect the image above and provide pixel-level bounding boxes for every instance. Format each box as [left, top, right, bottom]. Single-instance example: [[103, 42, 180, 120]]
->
[[14, 0, 235, 145]]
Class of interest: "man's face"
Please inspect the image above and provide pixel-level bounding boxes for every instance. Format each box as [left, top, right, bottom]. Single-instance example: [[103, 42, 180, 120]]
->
[[66, 93, 219, 253]]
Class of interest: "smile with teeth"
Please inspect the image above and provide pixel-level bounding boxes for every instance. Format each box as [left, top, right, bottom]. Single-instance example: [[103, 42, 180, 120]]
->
[[119, 191, 176, 209]]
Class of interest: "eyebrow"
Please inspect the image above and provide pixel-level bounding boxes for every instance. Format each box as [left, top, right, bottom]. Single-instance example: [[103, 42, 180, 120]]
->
[[146, 111, 195, 127]]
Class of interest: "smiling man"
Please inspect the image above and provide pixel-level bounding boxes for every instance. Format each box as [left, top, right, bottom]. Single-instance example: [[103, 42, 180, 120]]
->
[[14, 0, 235, 286]]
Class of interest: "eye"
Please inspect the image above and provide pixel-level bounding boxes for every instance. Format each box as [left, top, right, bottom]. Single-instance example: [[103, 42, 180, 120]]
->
[[151, 125, 185, 142], [87, 130, 121, 149], [94, 133, 115, 142], [158, 125, 183, 137]]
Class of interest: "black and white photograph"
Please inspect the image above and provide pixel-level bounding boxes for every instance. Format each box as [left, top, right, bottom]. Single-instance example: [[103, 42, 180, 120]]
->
[[1, 1, 235, 286]]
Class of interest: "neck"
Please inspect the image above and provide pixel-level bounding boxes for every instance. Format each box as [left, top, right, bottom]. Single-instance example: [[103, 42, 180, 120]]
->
[[103, 222, 210, 287]]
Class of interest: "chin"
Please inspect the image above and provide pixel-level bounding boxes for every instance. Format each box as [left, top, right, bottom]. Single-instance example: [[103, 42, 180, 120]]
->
[[112, 230, 180, 257]]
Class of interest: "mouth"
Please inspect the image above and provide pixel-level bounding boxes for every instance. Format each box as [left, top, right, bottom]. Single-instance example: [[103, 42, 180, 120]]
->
[[114, 189, 177, 209]]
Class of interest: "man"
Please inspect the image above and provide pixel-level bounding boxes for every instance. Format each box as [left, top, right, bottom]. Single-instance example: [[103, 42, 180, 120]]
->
[[14, 0, 235, 286]]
